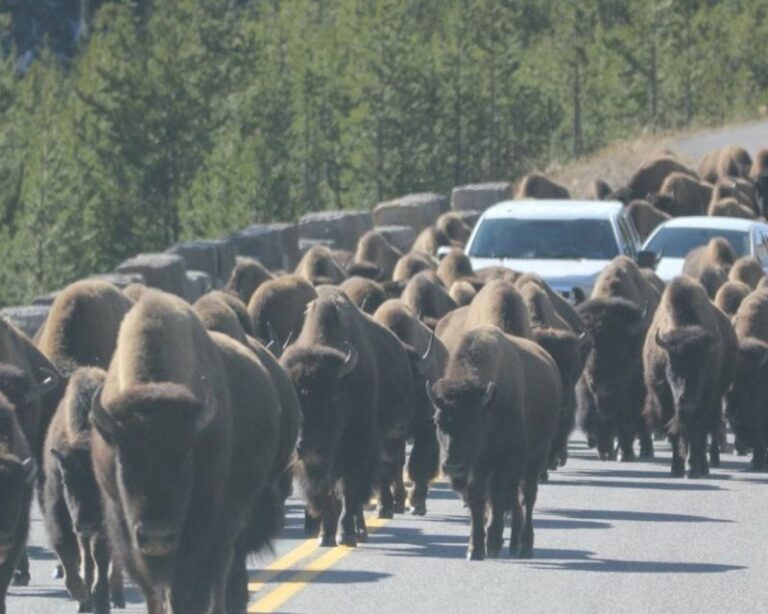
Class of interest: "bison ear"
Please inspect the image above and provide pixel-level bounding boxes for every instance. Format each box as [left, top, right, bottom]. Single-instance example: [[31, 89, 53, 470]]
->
[[90, 386, 122, 445]]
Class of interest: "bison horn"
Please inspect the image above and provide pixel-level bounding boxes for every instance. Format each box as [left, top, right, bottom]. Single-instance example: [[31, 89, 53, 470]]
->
[[337, 343, 359, 379], [24, 367, 60, 403], [360, 296, 370, 313], [195, 385, 217, 434], [425, 380, 438, 408], [481, 382, 496, 406], [282, 330, 294, 350], [655, 328, 671, 351], [21, 457, 36, 485], [414, 331, 435, 377], [266, 321, 282, 356], [90, 386, 125, 443]]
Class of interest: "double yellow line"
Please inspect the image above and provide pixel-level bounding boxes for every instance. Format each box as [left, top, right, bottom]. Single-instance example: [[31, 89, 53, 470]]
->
[[247, 516, 390, 613]]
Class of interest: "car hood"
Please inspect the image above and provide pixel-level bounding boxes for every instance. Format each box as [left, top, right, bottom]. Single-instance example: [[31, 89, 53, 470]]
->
[[654, 258, 686, 282], [471, 257, 610, 290]]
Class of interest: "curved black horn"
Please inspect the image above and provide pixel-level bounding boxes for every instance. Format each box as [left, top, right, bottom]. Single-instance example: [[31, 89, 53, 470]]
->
[[195, 383, 217, 434], [21, 457, 36, 485], [266, 321, 282, 355], [282, 330, 294, 350], [414, 331, 436, 377], [627, 301, 650, 336], [89, 385, 124, 443], [481, 382, 496, 406], [337, 343, 359, 379], [360, 295, 370, 314]]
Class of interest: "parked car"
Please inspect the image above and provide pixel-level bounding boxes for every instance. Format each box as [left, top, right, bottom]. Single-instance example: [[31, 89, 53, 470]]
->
[[463, 200, 646, 300], [642, 216, 768, 282]]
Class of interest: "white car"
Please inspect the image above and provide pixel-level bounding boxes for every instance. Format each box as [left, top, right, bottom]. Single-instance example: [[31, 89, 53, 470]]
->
[[464, 200, 646, 300], [642, 216, 768, 282]]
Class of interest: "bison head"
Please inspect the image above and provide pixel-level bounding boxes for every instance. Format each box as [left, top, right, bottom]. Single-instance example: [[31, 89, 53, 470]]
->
[[427, 378, 495, 485], [280, 344, 358, 470], [91, 383, 215, 565], [0, 453, 34, 564], [725, 339, 768, 447], [577, 298, 648, 413], [655, 326, 716, 419]]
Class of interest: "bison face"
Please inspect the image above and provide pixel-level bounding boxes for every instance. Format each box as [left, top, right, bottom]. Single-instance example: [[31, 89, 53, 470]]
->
[[281, 345, 359, 470], [50, 447, 103, 538], [0, 456, 34, 564], [91, 384, 214, 564], [725, 341, 768, 444], [657, 327, 715, 419], [429, 380, 494, 482]]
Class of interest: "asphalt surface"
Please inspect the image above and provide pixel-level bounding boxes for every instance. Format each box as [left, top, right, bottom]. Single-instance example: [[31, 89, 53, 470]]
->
[[7, 121, 768, 613], [6, 434, 768, 614]]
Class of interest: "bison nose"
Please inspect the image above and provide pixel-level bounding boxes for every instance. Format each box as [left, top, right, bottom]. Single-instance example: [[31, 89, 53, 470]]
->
[[135, 523, 178, 557]]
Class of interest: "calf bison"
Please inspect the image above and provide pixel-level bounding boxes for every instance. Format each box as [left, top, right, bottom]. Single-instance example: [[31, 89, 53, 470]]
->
[[427, 326, 560, 560], [643, 277, 737, 477], [91, 290, 281, 613]]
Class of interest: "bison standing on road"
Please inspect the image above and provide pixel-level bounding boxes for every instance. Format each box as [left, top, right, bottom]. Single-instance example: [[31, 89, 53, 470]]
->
[[714, 281, 751, 317], [427, 326, 561, 560], [247, 275, 318, 349], [0, 389, 36, 614], [224, 257, 274, 304], [91, 290, 281, 613], [515, 172, 570, 200], [576, 257, 660, 461], [643, 277, 737, 477]]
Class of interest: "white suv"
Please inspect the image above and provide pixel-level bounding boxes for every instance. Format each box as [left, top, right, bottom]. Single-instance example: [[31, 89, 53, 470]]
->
[[464, 200, 646, 300]]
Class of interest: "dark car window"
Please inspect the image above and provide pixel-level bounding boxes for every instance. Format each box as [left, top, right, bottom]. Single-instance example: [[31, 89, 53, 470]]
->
[[468, 218, 619, 260], [644, 227, 750, 258]]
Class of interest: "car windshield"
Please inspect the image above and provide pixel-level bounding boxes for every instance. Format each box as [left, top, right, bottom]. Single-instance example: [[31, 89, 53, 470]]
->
[[468, 218, 619, 260], [644, 227, 750, 258]]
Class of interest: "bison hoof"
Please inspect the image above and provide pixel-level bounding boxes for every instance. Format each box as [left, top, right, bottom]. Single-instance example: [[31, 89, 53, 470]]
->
[[53, 564, 64, 579], [639, 447, 654, 460], [66, 577, 88, 603], [467, 547, 486, 561], [518, 546, 533, 559], [559, 455, 567, 467], [687, 468, 702, 479], [337, 533, 358, 547], [486, 547, 501, 559], [586, 436, 597, 449], [709, 456, 720, 468], [112, 593, 126, 609], [356, 528, 369, 543], [539, 470, 549, 483], [393, 501, 406, 514], [617, 449, 636, 463], [378, 506, 394, 520], [12, 570, 30, 587], [77, 597, 93, 613], [410, 502, 427, 516], [318, 534, 337, 547]]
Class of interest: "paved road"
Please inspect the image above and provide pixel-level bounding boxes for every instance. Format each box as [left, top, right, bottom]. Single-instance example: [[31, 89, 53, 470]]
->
[[6, 435, 768, 614], [8, 121, 768, 613]]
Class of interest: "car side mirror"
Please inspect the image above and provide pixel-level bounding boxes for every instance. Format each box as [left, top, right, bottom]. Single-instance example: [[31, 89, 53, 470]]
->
[[636, 250, 658, 269]]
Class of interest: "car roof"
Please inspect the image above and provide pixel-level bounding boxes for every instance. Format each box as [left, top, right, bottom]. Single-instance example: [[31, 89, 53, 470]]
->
[[653, 216, 767, 232], [481, 200, 624, 221]]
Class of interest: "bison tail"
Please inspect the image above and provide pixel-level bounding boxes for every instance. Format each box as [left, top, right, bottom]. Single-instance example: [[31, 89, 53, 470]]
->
[[242, 481, 285, 555]]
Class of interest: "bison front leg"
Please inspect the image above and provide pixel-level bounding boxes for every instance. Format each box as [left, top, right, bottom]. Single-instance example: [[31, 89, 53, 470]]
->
[[109, 559, 125, 609], [669, 433, 686, 477], [509, 489, 524, 557], [319, 495, 341, 548], [687, 426, 709, 479], [407, 419, 439, 516], [485, 473, 511, 559], [76, 534, 95, 613], [519, 479, 539, 559], [596, 418, 616, 461], [90, 536, 112, 614], [338, 448, 376, 547], [465, 480, 486, 561], [12, 551, 29, 586]]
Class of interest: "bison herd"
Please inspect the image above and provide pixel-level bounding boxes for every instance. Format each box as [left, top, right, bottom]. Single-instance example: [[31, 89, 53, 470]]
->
[[2, 143, 768, 613]]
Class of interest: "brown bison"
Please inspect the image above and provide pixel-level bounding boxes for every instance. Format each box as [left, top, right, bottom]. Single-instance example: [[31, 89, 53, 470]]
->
[[726, 289, 768, 469], [353, 231, 403, 281], [410, 226, 457, 257], [710, 178, 759, 215], [513, 273, 586, 334], [729, 256, 765, 289], [714, 281, 751, 317], [436, 212, 473, 244], [374, 300, 448, 515], [339, 277, 388, 315], [392, 252, 436, 284], [584, 179, 612, 200], [708, 197, 756, 220], [449, 281, 477, 306], [401, 271, 458, 330], [515, 172, 570, 200], [475, 266, 521, 285], [247, 275, 318, 348], [683, 237, 736, 279], [611, 156, 697, 204], [295, 245, 347, 286], [716, 145, 753, 180], [91, 291, 282, 613], [643, 277, 737, 477], [750, 148, 768, 216], [0, 389, 36, 614], [43, 367, 124, 613], [650, 173, 712, 217], [195, 291, 254, 339], [436, 280, 532, 353], [436, 249, 482, 289], [224, 257, 274, 304], [576, 257, 660, 461], [626, 200, 671, 242], [280, 288, 413, 543], [427, 326, 561, 560]]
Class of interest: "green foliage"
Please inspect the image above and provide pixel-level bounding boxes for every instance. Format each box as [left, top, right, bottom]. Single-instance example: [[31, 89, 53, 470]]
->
[[0, 0, 766, 306]]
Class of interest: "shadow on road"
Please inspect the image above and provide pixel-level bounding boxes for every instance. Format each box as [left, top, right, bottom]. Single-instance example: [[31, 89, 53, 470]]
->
[[544, 508, 732, 524], [532, 558, 746, 574], [569, 467, 732, 482], [548, 478, 724, 491]]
